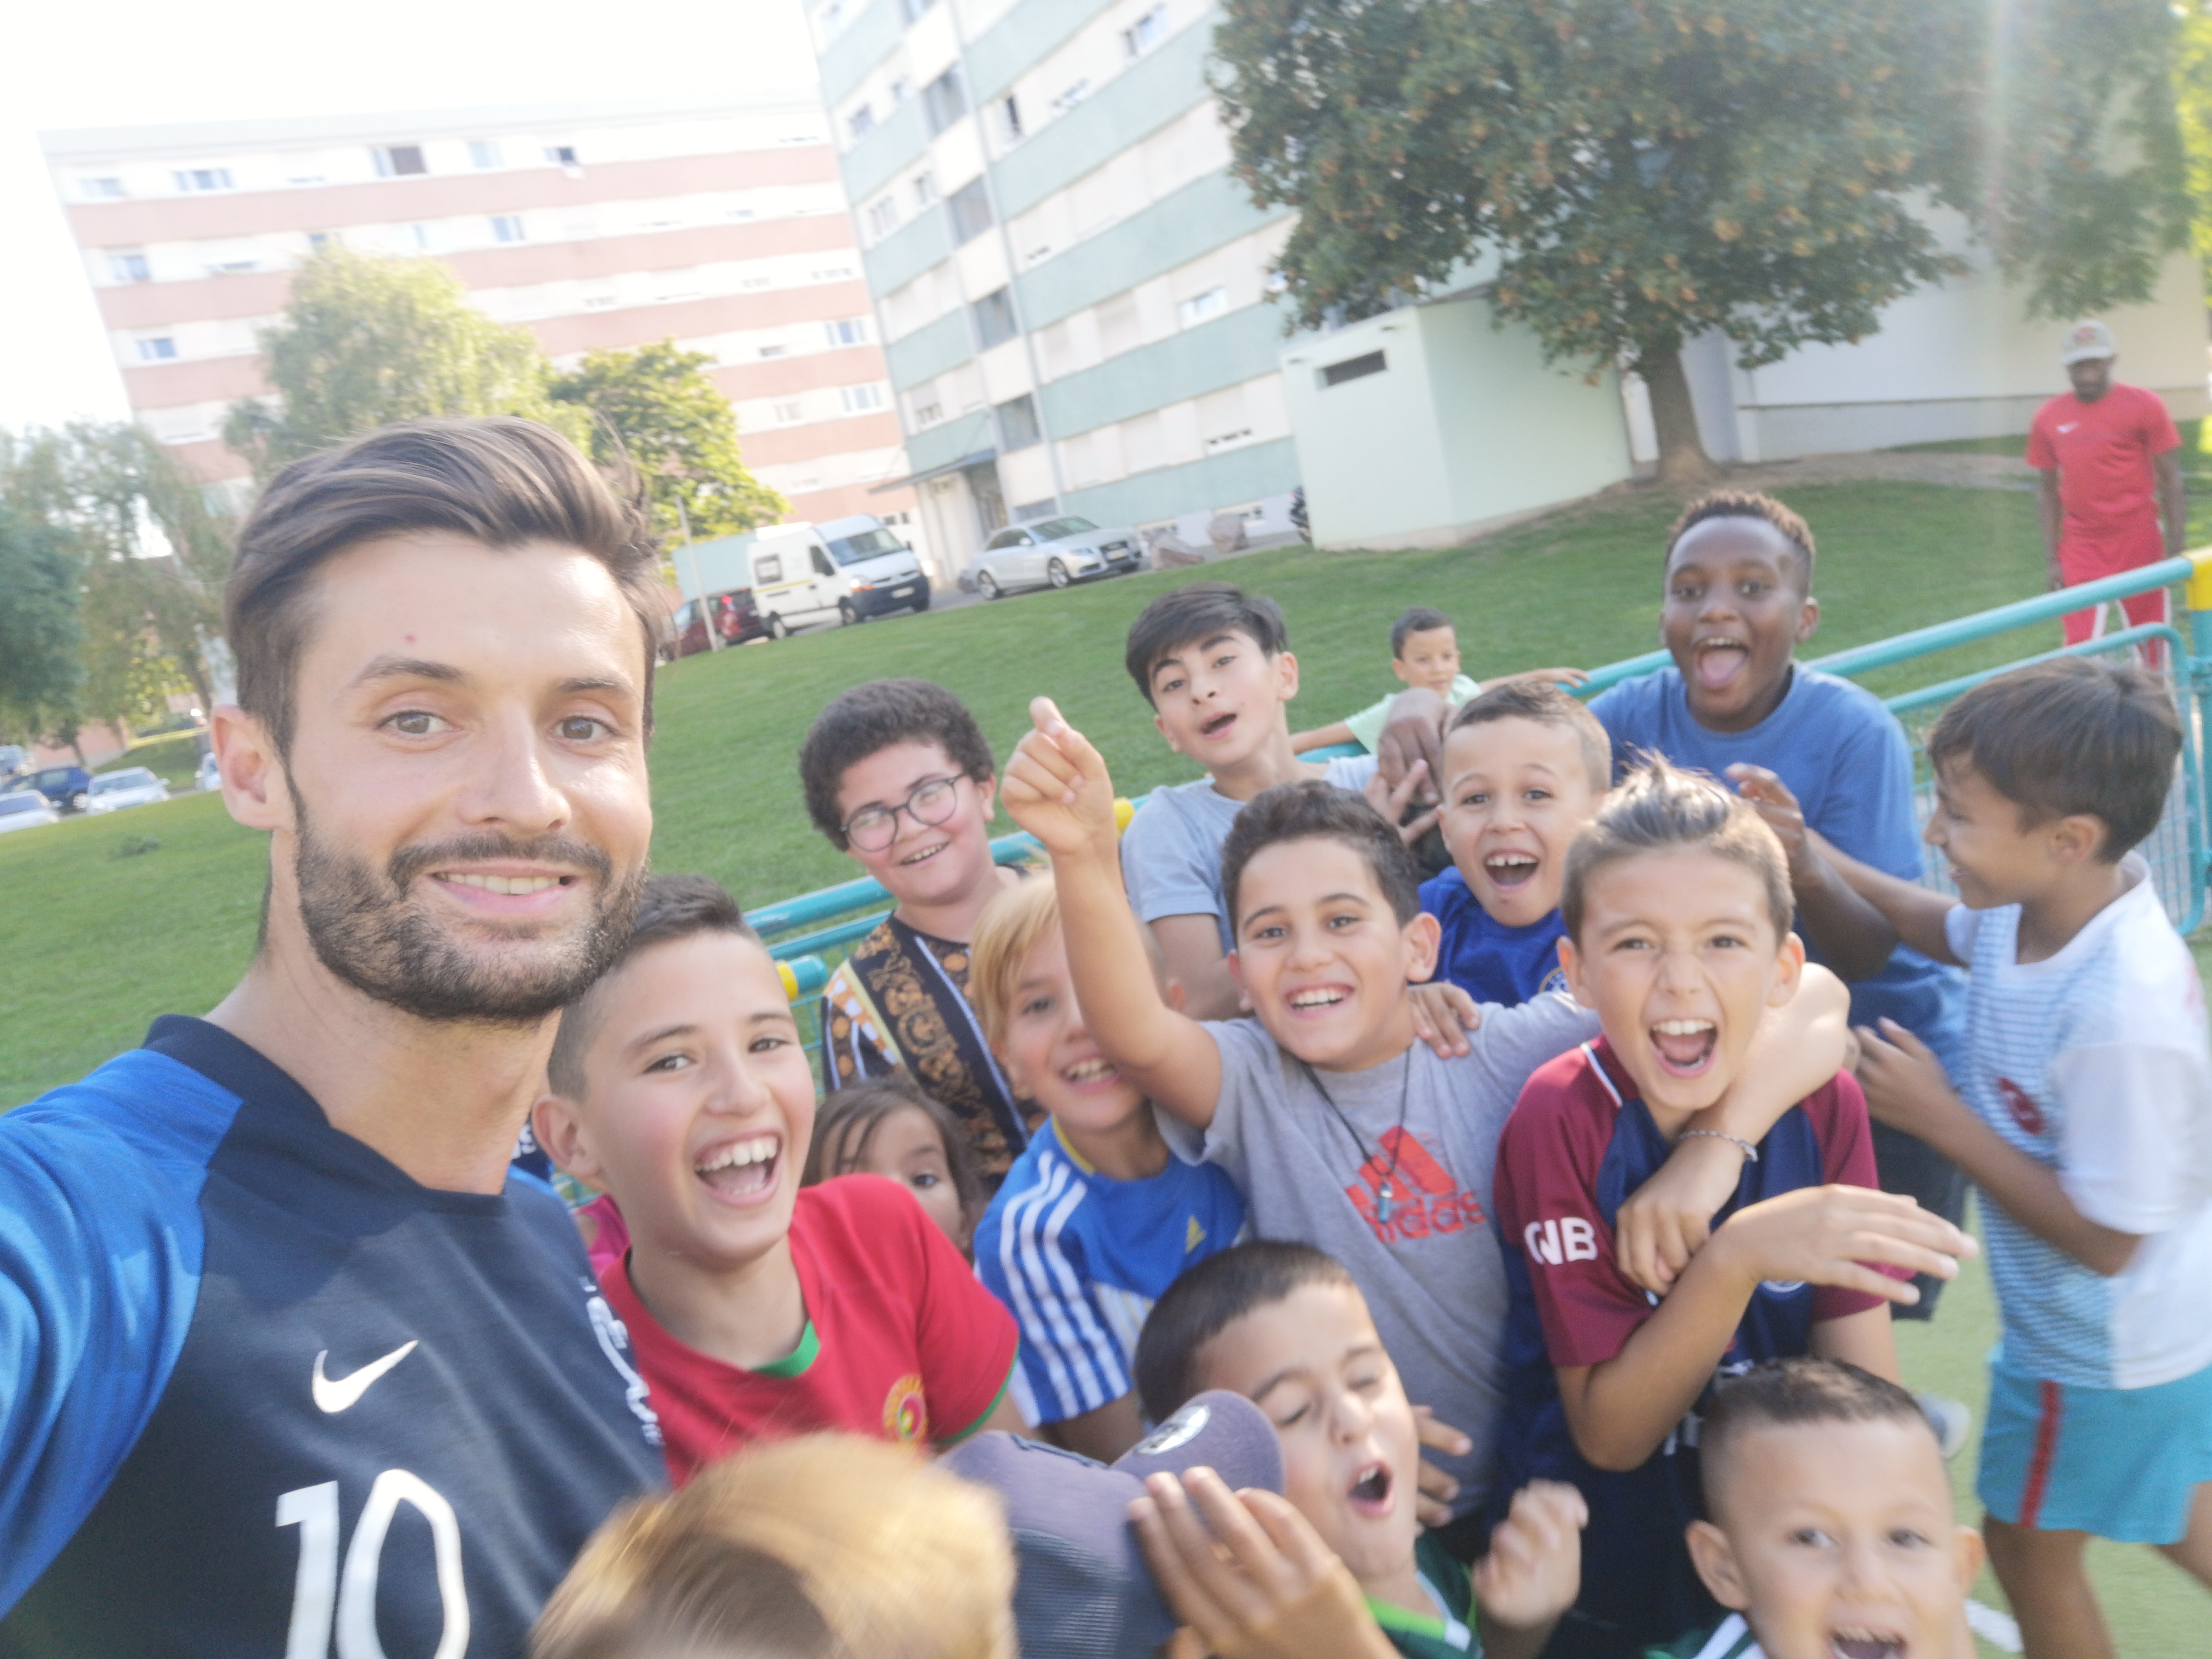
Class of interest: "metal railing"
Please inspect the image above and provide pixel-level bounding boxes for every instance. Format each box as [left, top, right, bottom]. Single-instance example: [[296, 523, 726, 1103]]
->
[[755, 552, 2212, 1033]]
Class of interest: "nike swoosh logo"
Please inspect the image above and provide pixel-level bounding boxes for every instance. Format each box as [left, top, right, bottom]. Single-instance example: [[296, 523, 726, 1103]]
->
[[2057, 423, 2079, 433], [311, 1340, 419, 1413]]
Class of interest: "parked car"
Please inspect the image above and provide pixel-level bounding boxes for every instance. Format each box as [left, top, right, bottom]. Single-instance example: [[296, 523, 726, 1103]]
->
[[0, 790, 59, 835], [668, 588, 766, 658], [197, 751, 222, 792], [17, 764, 92, 814], [85, 766, 172, 814], [751, 520, 930, 633], [972, 517, 1141, 599]]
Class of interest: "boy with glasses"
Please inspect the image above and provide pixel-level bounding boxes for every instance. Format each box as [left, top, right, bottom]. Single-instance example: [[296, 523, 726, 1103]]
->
[[800, 679, 1032, 1185]]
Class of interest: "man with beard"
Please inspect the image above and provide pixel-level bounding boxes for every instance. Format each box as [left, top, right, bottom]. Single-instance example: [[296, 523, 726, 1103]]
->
[[0, 419, 667, 1657]]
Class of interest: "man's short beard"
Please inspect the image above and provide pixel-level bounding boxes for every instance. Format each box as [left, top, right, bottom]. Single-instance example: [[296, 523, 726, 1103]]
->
[[291, 799, 646, 1027]]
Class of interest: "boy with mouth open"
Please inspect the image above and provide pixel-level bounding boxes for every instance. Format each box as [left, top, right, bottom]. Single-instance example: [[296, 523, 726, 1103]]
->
[[533, 873, 1025, 1483], [1424, 682, 1613, 1008], [1131, 1241, 1587, 1659], [1490, 760, 1974, 1659], [1589, 492, 1970, 1319], [1655, 1358, 1985, 1659], [1001, 698, 1853, 1555]]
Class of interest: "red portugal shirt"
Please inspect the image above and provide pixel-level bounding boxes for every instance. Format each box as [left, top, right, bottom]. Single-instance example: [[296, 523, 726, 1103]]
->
[[601, 1175, 1020, 1483], [2025, 383, 2179, 572]]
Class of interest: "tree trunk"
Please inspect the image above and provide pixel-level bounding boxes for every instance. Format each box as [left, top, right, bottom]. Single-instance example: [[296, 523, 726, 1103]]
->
[[1642, 348, 1719, 487]]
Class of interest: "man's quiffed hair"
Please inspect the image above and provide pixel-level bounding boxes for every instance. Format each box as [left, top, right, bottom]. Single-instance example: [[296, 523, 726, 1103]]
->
[[798, 679, 995, 849], [1390, 606, 1453, 657], [1699, 1358, 1937, 1516], [1560, 756, 1793, 943], [1448, 680, 1612, 794], [1667, 489, 1816, 591], [1927, 656, 2179, 861], [226, 417, 663, 754], [1220, 781, 1422, 937], [546, 873, 759, 1097], [1123, 582, 1289, 705], [1133, 1242, 1355, 1423]]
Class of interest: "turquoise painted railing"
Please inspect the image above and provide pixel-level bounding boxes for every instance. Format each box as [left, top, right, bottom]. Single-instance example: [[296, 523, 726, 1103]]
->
[[756, 552, 2212, 978]]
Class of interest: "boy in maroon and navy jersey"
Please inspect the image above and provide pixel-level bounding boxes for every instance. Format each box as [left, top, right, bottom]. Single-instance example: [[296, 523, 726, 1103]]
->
[[1488, 761, 1974, 1658]]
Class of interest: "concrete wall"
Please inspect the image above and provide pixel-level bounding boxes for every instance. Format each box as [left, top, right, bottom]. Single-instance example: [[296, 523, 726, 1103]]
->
[[1281, 293, 1633, 551]]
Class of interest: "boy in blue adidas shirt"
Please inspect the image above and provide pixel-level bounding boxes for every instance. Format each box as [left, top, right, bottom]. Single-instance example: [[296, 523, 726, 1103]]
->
[[1590, 491, 1971, 1315], [1491, 760, 1972, 1658], [968, 874, 1245, 1462], [1786, 656, 2212, 1659], [1423, 682, 1611, 1007]]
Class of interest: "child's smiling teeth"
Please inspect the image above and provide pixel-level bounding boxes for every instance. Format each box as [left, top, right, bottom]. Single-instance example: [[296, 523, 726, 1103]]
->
[[1829, 1630, 1904, 1659], [1287, 988, 1346, 1010], [1061, 1056, 1117, 1085], [1483, 851, 1538, 890], [696, 1134, 779, 1195], [898, 841, 947, 866], [1650, 1017, 1717, 1073], [1692, 635, 1751, 691]]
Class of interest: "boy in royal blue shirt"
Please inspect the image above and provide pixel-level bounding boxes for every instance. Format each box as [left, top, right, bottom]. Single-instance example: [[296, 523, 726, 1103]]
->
[[1588, 491, 1970, 1315], [1422, 682, 1611, 1008], [1490, 760, 1973, 1659], [967, 875, 1246, 1463]]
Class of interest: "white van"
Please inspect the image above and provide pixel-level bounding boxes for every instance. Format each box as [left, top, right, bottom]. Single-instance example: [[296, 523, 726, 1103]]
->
[[747, 519, 930, 636]]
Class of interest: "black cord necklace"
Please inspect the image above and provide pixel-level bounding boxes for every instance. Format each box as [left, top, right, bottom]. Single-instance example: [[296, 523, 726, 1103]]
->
[[1300, 1049, 1416, 1225]]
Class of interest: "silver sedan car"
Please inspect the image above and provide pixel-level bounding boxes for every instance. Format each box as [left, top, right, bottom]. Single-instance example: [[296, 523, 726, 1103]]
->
[[85, 766, 172, 814], [0, 791, 59, 835], [972, 516, 1141, 599]]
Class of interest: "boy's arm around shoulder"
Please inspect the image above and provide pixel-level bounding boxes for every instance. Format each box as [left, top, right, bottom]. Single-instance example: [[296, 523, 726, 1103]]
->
[[1002, 698, 1225, 1127]]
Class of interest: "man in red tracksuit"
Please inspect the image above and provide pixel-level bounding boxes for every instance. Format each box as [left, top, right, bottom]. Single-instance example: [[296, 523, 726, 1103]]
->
[[2027, 319, 2186, 667]]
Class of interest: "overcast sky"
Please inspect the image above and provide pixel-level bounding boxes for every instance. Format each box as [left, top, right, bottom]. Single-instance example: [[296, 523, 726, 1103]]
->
[[0, 0, 821, 434]]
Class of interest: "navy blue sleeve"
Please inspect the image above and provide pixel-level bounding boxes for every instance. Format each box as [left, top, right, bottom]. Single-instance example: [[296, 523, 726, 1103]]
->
[[1804, 687, 1925, 882], [0, 1051, 237, 1614]]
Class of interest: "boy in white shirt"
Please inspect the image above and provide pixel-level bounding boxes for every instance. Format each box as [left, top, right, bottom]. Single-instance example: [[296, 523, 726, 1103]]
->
[[1770, 656, 2212, 1659]]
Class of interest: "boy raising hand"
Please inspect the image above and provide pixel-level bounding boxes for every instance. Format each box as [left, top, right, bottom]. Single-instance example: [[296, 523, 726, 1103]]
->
[[1004, 698, 1860, 1549]]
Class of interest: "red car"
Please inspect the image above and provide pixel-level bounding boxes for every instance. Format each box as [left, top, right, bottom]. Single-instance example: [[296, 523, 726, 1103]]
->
[[669, 589, 765, 658]]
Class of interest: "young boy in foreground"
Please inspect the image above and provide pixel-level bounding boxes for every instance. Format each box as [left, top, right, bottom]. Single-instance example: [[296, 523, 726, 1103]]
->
[[1002, 697, 1853, 1546], [1491, 760, 1972, 1656], [1132, 1241, 1586, 1659], [967, 876, 1247, 1462], [1424, 682, 1612, 1007], [532, 874, 1024, 1482], [1292, 606, 1586, 756], [1656, 1359, 1985, 1659], [1771, 657, 2212, 1659], [1589, 491, 1969, 1314]]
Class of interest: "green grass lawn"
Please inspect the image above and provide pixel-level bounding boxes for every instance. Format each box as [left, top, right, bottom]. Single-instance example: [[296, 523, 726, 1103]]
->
[[2, 472, 2209, 1644]]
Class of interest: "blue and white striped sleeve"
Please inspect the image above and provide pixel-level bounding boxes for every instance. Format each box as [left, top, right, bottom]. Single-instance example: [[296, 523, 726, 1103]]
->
[[976, 1155, 1131, 1426]]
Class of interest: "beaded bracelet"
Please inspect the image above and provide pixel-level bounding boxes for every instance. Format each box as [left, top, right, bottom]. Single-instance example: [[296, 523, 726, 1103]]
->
[[1679, 1128, 1760, 1164]]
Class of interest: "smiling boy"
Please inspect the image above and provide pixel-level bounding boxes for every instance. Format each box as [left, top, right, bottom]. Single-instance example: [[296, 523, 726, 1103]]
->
[[1002, 699, 1854, 1545], [1490, 760, 1973, 1658], [533, 874, 1024, 1483], [1425, 682, 1612, 1007], [1589, 492, 1970, 1315]]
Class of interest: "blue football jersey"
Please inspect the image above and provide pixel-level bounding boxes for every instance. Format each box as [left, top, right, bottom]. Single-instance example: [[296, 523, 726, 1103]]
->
[[0, 1017, 664, 1656]]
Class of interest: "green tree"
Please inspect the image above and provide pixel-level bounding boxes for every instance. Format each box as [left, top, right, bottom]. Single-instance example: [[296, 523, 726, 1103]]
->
[[0, 502, 85, 747], [551, 341, 786, 542], [2175, 2, 2212, 304], [226, 247, 586, 478], [1214, 0, 2190, 482]]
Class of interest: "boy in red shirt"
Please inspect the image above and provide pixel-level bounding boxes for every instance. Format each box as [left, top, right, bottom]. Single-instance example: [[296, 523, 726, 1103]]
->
[[2026, 320, 2185, 664], [533, 873, 1023, 1482]]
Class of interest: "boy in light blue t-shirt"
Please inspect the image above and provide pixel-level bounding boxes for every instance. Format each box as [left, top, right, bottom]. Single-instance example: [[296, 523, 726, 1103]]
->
[[966, 876, 1245, 1463], [1589, 490, 1968, 1314]]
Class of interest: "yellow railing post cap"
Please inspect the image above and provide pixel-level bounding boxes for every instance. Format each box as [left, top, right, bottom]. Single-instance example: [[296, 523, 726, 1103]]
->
[[2188, 548, 2212, 613]]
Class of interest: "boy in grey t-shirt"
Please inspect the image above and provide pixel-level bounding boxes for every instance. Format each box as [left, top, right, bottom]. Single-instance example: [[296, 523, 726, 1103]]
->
[[1001, 697, 1849, 1548]]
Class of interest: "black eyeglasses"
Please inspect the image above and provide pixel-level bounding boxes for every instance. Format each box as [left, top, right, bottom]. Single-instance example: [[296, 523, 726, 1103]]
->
[[842, 775, 964, 851]]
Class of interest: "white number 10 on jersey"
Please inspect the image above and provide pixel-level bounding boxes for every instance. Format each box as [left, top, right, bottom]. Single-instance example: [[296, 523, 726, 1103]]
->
[[278, 1472, 468, 1659]]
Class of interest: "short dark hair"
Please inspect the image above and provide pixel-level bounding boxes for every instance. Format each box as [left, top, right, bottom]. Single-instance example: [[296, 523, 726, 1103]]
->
[[1220, 780, 1423, 937], [1447, 680, 1612, 794], [1926, 656, 2179, 860], [1133, 1242, 1355, 1422], [798, 679, 995, 850], [1560, 756, 1793, 943], [225, 417, 662, 756], [804, 1077, 984, 1220], [1699, 1358, 1937, 1518], [547, 873, 760, 1097], [1666, 489, 1816, 592], [1124, 582, 1289, 705], [1390, 607, 1453, 657]]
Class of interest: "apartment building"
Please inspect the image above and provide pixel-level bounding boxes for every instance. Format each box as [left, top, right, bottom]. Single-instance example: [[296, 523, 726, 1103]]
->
[[41, 96, 926, 553], [809, 0, 1302, 567]]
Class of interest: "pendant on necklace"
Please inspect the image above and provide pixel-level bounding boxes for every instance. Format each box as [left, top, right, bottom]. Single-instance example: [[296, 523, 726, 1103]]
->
[[1377, 1184, 1395, 1224]]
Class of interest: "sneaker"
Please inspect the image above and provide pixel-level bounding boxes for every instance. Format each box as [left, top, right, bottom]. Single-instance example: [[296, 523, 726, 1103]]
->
[[1916, 1391, 1973, 1461]]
